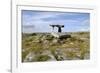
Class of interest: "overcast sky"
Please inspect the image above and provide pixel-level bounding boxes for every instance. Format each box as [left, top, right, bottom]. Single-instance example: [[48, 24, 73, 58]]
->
[[22, 10, 90, 33]]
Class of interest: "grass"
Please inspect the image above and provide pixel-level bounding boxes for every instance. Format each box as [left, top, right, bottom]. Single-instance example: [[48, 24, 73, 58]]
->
[[33, 55, 51, 61], [22, 32, 90, 62]]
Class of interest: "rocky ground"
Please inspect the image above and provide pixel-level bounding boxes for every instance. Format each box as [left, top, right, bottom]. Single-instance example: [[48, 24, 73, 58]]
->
[[22, 32, 90, 62]]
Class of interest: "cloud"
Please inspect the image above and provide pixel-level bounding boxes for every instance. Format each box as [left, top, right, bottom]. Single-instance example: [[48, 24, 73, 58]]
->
[[22, 10, 90, 33]]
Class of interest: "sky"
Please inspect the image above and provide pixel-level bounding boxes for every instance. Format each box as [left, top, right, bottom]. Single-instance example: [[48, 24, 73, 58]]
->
[[22, 10, 90, 33]]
